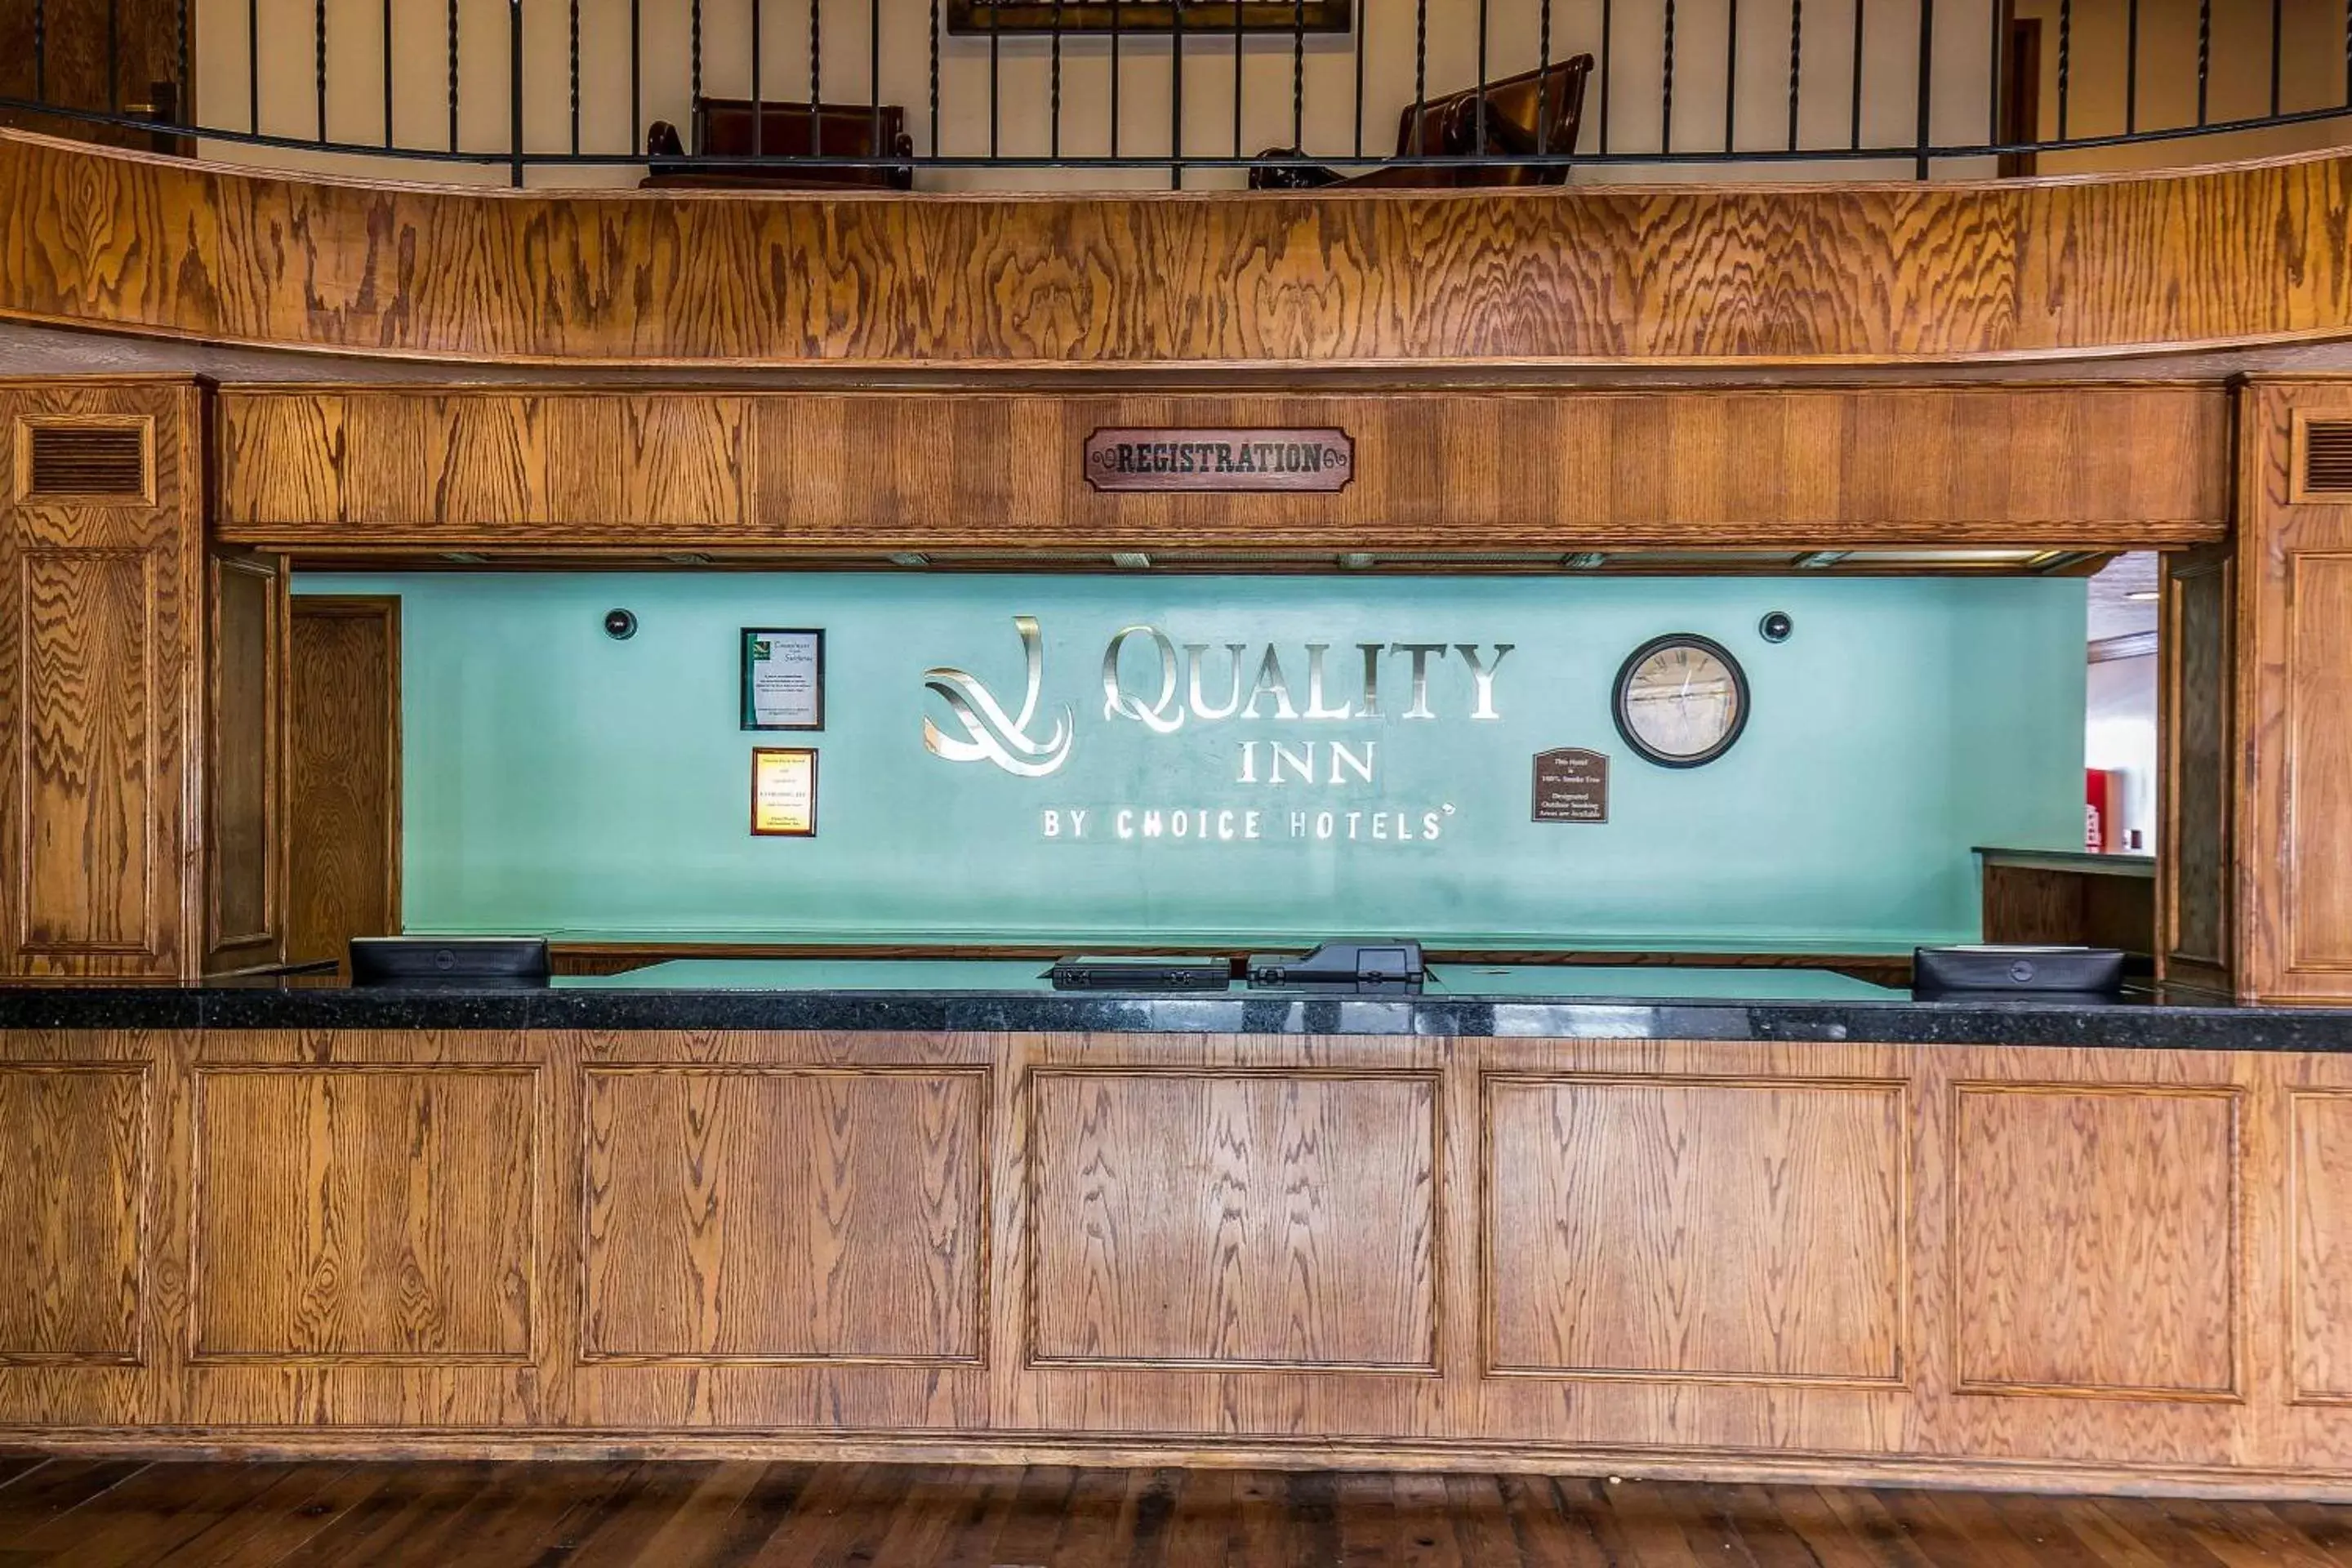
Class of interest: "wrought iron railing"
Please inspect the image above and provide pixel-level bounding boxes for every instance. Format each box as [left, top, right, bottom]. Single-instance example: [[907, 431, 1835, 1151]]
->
[[2, 0, 2349, 187]]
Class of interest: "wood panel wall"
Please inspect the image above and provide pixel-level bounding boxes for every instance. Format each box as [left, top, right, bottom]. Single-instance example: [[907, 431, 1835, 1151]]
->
[[0, 378, 286, 982], [2237, 381, 2352, 1004], [215, 385, 2230, 555], [7, 130, 2352, 367], [7, 1023, 2352, 1494]]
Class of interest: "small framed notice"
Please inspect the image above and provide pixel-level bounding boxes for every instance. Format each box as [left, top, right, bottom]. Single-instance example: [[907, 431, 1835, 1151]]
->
[[1532, 747, 1610, 823], [742, 628, 825, 731], [751, 747, 818, 836]]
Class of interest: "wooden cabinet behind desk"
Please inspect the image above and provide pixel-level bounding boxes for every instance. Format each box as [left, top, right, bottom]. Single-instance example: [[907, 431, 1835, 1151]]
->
[[8, 1023, 2352, 1497]]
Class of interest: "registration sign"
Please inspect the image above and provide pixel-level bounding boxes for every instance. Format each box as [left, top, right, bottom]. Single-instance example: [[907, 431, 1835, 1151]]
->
[[1083, 427, 1354, 493]]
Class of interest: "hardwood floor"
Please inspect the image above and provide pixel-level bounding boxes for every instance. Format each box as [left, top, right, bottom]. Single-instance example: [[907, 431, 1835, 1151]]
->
[[2, 1459, 2352, 1565]]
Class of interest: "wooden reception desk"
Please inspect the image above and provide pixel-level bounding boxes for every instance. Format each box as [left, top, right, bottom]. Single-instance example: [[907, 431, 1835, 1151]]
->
[[2, 962, 2350, 1498]]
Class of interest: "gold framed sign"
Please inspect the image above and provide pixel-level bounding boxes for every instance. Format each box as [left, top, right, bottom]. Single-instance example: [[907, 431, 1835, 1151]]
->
[[751, 747, 819, 837], [949, 0, 1350, 34]]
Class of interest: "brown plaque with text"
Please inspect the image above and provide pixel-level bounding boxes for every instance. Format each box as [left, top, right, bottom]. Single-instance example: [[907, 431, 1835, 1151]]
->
[[1534, 748, 1610, 823], [1085, 428, 1353, 493]]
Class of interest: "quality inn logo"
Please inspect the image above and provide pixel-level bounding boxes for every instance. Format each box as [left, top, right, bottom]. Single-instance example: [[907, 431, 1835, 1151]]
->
[[922, 615, 1077, 777]]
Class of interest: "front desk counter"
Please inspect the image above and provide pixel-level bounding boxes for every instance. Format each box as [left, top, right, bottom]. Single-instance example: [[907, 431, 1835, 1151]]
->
[[7, 959, 2352, 1497]]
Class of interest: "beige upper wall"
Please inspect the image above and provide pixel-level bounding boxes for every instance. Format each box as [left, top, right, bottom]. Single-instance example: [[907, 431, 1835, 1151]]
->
[[193, 0, 2345, 189]]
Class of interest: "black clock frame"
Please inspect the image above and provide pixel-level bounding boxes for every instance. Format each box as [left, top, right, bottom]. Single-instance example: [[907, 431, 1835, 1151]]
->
[[1611, 633, 1752, 769]]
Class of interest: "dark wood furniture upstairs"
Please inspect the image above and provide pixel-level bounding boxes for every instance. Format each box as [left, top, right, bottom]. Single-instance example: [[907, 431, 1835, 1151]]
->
[[1250, 55, 1592, 189], [644, 96, 915, 190]]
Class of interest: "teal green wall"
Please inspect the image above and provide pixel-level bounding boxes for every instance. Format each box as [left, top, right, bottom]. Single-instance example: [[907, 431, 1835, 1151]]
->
[[296, 572, 2088, 950]]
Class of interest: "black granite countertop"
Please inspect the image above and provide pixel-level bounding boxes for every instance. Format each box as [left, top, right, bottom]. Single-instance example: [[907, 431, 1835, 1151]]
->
[[2, 959, 2348, 1051]]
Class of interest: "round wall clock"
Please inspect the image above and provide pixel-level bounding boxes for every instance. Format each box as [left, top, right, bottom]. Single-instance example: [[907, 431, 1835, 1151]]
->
[[1612, 633, 1750, 768]]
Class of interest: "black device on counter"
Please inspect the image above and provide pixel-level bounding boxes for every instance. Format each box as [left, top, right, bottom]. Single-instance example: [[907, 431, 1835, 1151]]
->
[[1913, 944, 2125, 997], [350, 937, 552, 987], [1047, 955, 1232, 991], [1246, 939, 1425, 989]]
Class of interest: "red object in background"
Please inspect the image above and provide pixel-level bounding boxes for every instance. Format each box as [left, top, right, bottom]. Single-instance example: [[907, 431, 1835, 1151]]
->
[[2086, 768, 2127, 853]]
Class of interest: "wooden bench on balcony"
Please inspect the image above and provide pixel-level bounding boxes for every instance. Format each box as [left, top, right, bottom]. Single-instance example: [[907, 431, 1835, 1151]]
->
[[1248, 55, 1593, 189], [643, 96, 915, 190]]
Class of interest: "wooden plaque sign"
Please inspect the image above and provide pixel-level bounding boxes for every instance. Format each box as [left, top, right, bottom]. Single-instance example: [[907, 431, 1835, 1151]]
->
[[1084, 428, 1353, 493], [1533, 748, 1610, 823]]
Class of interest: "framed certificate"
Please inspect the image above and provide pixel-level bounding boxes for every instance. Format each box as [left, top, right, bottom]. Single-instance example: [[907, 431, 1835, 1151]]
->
[[751, 748, 818, 836], [742, 628, 825, 731]]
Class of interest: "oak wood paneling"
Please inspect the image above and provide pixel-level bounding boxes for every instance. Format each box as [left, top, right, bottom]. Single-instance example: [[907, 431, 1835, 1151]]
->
[[2162, 543, 2235, 992], [1027, 1068, 1438, 1371], [1483, 1074, 1905, 1386], [10, 131, 2352, 367], [2238, 382, 2352, 1004], [216, 385, 2229, 555], [1980, 864, 2156, 955], [581, 1066, 986, 1365], [191, 1064, 537, 1361], [204, 552, 286, 973], [285, 597, 399, 976], [2292, 1091, 2352, 1405], [1951, 1084, 2240, 1399], [0, 1064, 147, 1362], [0, 379, 203, 982]]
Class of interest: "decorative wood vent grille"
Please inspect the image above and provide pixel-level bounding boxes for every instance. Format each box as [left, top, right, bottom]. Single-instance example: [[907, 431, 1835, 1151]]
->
[[2302, 420, 2352, 501], [20, 421, 152, 501]]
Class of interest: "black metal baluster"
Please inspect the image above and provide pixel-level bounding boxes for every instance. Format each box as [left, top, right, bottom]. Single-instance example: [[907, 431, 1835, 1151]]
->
[[1537, 0, 1553, 153], [1476, 0, 1489, 155], [804, 0, 817, 161], [384, 0, 396, 145], [1411, 0, 1427, 154], [1169, 0, 1183, 186], [630, 0, 641, 153], [929, 0, 941, 154], [313, 0, 324, 138], [570, 0, 582, 154], [1598, 0, 1610, 154], [2273, 0, 2284, 118], [1231, 0, 1241, 163], [752, 0, 764, 157], [1291, 0, 1303, 153], [691, 0, 702, 118], [1788, 0, 1802, 152], [447, 0, 459, 149], [1912, 0, 1932, 177], [252, 0, 263, 134], [2056, 0, 2069, 140], [1661, 0, 1674, 154], [870, 0, 881, 172], [989, 0, 1000, 161], [1109, 0, 1120, 158], [33, 0, 44, 107], [1051, 0, 1063, 161], [2124, 0, 2138, 133], [1722, 0, 1735, 154], [2345, 0, 2350, 107], [109, 0, 120, 111], [1351, 0, 1365, 158], [1848, 0, 1862, 150], [509, 0, 524, 183], [2195, 0, 2208, 126]]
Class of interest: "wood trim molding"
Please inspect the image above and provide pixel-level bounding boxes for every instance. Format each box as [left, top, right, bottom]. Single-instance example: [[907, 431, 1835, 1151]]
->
[[11, 129, 2352, 368], [217, 384, 2230, 555]]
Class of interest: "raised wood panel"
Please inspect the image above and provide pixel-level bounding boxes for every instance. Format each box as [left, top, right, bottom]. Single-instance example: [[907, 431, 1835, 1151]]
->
[[581, 1066, 986, 1365], [1951, 1085, 2240, 1400], [2292, 1092, 2352, 1405], [191, 1066, 538, 1361], [14, 548, 155, 955], [1027, 1069, 1438, 1370], [11, 131, 2352, 366], [1483, 1075, 1905, 1387], [285, 598, 399, 975], [2162, 544, 2235, 991], [0, 379, 201, 982], [2240, 383, 2352, 1003], [0, 1065, 146, 1362], [217, 385, 2229, 554], [205, 553, 286, 972]]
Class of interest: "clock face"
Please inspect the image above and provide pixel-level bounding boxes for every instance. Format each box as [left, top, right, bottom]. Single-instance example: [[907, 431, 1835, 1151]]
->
[[1612, 634, 1749, 768]]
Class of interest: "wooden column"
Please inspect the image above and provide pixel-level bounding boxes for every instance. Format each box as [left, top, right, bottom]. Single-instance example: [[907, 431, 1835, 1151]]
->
[[2235, 380, 2352, 1004], [0, 378, 285, 982]]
